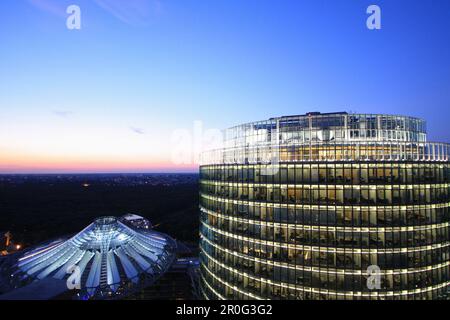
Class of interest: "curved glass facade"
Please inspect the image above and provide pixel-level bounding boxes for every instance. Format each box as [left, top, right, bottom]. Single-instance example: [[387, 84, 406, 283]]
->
[[199, 112, 450, 300]]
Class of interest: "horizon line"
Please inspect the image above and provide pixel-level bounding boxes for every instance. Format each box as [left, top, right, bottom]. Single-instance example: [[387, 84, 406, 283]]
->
[[0, 171, 199, 175]]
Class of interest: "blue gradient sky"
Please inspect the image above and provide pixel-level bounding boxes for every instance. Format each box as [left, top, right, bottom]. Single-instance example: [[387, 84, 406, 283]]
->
[[0, 0, 449, 173]]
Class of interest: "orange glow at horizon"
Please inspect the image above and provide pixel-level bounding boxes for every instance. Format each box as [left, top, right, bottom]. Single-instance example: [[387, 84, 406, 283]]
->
[[0, 118, 201, 173], [0, 151, 198, 173]]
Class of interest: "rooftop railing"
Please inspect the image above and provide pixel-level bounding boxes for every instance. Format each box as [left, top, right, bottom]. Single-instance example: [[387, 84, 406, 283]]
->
[[201, 141, 450, 165]]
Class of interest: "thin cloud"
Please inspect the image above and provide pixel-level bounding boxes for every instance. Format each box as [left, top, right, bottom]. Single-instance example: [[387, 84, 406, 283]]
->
[[130, 126, 145, 135], [94, 0, 162, 26]]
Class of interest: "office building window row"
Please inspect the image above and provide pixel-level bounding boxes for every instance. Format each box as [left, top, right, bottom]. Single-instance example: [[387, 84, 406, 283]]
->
[[201, 210, 449, 248], [200, 195, 450, 227], [200, 182, 449, 206], [200, 163, 450, 185]]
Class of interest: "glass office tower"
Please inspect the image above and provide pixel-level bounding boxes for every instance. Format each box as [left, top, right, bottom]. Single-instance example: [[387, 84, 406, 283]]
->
[[199, 112, 450, 300]]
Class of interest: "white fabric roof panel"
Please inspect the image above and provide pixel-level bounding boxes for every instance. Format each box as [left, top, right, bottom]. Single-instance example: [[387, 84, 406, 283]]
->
[[8, 216, 176, 299]]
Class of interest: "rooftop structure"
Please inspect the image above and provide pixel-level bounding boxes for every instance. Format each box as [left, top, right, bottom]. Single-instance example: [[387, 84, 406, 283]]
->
[[119, 213, 152, 230], [1, 216, 176, 300]]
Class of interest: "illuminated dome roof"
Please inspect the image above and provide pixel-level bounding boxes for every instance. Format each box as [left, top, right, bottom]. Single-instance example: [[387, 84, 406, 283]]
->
[[8, 216, 176, 299]]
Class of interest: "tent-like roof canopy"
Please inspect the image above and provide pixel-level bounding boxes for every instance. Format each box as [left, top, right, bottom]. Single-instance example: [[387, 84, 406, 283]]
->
[[8, 216, 176, 299]]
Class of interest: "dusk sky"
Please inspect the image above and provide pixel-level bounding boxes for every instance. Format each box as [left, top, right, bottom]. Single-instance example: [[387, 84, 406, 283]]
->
[[0, 0, 449, 173]]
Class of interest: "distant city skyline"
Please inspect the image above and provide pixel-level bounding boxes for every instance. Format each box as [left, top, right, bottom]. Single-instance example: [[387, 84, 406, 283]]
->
[[1, 0, 450, 173]]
